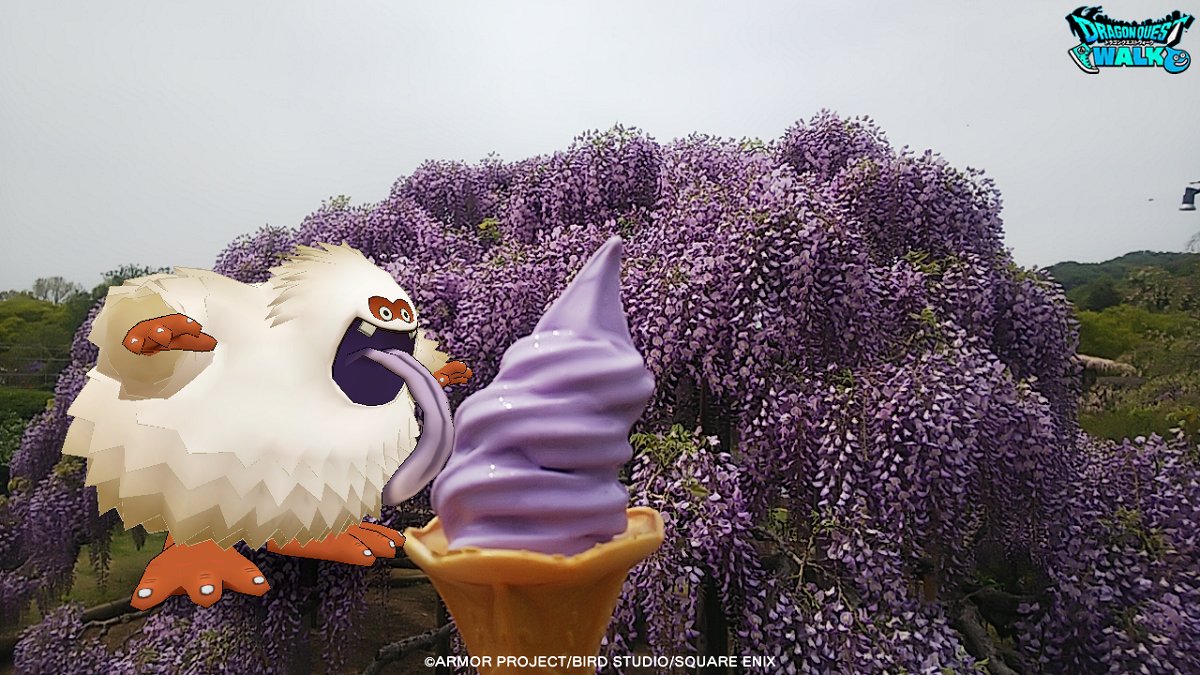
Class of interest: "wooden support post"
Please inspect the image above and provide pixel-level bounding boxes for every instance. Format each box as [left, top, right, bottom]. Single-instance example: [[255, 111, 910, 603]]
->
[[435, 598, 453, 675], [288, 558, 320, 674], [301, 559, 320, 629], [699, 576, 731, 675]]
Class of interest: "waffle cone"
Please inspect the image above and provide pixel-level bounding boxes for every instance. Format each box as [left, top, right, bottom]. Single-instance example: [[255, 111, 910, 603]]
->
[[404, 507, 664, 675]]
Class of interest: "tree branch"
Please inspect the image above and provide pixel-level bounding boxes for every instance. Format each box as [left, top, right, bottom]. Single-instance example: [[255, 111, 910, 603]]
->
[[385, 556, 419, 569], [84, 608, 154, 638], [81, 599, 137, 624], [752, 526, 805, 569], [361, 623, 454, 675], [951, 603, 1023, 675], [388, 569, 430, 587]]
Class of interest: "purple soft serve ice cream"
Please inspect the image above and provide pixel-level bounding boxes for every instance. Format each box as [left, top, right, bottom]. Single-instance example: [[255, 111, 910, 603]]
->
[[430, 236, 654, 556]]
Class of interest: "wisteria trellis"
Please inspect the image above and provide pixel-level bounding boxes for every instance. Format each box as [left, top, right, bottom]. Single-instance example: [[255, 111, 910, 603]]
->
[[6, 112, 1197, 673]]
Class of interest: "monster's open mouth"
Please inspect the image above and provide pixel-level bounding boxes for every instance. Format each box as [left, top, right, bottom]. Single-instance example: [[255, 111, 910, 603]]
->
[[331, 319, 417, 405], [327, 319, 456, 505]]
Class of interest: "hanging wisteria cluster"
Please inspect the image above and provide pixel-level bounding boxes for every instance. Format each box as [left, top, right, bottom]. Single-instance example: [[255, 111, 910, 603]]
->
[[7, 111, 1198, 673]]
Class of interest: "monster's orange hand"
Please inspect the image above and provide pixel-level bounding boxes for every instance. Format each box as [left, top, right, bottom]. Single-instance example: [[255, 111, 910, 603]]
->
[[123, 314, 217, 355], [433, 361, 472, 388]]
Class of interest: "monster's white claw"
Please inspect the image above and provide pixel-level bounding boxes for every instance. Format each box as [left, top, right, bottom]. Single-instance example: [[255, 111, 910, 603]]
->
[[130, 338, 138, 343], [156, 327, 164, 333], [363, 549, 373, 557], [137, 588, 152, 598], [389, 539, 395, 548], [252, 576, 265, 585], [199, 584, 215, 596]]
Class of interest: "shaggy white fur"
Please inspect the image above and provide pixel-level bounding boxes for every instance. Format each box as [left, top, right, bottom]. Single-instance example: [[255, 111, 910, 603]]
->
[[63, 244, 449, 549]]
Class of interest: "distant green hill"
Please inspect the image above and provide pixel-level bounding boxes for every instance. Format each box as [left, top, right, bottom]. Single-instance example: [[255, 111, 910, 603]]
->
[[1048, 250, 1200, 441], [1046, 251, 1199, 291], [1045, 251, 1200, 312]]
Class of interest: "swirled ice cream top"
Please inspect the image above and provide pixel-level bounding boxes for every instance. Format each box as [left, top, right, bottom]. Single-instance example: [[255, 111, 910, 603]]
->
[[430, 236, 654, 556]]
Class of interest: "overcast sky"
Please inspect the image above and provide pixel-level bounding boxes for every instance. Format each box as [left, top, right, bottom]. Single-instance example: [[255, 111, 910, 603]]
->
[[1, 1, 1198, 292]]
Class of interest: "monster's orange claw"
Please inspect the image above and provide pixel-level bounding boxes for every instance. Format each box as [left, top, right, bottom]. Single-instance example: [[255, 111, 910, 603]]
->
[[433, 361, 472, 388], [130, 535, 270, 610], [357, 521, 405, 552], [267, 522, 404, 565], [124, 314, 216, 355]]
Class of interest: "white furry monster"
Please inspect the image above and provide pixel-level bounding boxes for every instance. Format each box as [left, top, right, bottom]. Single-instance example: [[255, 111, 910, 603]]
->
[[62, 243, 471, 609]]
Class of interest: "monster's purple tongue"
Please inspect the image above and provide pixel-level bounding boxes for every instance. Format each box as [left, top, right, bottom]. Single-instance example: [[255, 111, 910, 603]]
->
[[430, 236, 654, 556]]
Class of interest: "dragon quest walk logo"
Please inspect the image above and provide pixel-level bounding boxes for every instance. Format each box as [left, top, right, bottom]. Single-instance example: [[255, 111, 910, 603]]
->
[[1067, 7, 1194, 73]]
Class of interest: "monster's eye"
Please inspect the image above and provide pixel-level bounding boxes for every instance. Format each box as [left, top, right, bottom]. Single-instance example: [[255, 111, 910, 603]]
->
[[368, 296, 394, 322], [394, 299, 415, 323]]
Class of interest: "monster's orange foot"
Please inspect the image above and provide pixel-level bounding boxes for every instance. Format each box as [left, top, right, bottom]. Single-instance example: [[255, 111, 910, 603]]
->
[[131, 535, 269, 610], [267, 522, 404, 566]]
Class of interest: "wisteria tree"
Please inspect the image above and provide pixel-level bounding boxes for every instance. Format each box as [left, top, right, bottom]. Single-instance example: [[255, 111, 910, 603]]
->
[[6, 112, 1198, 673]]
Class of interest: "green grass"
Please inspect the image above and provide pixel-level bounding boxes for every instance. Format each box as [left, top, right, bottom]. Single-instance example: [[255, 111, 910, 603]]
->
[[68, 530, 167, 608], [0, 386, 53, 419], [0, 529, 166, 640], [1080, 407, 1178, 442], [1077, 305, 1198, 362]]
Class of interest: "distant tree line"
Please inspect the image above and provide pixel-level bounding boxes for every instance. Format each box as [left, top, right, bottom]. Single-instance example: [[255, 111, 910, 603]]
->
[[1047, 250, 1200, 311], [1051, 252, 1200, 440], [0, 265, 167, 483]]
